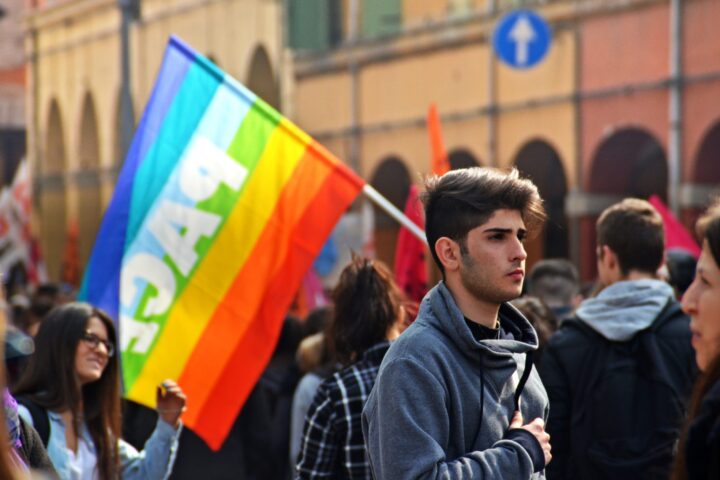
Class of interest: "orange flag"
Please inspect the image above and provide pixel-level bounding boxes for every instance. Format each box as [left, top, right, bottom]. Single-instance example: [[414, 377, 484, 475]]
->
[[427, 103, 450, 176]]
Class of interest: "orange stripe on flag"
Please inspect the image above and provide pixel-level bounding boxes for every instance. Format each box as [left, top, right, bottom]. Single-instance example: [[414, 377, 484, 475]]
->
[[188, 162, 360, 449]]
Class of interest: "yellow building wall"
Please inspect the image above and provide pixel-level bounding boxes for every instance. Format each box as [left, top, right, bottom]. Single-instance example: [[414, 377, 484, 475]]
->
[[362, 116, 488, 180], [497, 104, 576, 185], [361, 44, 490, 125], [496, 28, 575, 105], [29, 0, 282, 280], [294, 73, 352, 133]]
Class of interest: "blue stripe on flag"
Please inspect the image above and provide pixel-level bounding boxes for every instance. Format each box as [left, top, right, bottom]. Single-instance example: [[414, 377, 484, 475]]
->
[[80, 37, 204, 319]]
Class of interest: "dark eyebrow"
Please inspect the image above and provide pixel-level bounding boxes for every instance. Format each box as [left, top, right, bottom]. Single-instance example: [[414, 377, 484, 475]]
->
[[482, 227, 527, 235]]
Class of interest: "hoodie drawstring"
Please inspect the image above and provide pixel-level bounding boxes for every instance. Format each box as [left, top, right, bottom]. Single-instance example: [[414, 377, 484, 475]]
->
[[514, 351, 534, 412]]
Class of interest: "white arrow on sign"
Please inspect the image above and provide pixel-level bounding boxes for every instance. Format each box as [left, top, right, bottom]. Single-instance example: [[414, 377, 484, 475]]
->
[[509, 15, 536, 66]]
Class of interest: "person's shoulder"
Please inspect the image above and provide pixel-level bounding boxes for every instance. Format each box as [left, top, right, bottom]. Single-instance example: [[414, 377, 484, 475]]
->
[[653, 301, 691, 335], [382, 323, 455, 374], [546, 319, 597, 350]]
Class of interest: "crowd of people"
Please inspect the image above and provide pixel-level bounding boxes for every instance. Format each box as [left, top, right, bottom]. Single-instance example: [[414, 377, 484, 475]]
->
[[0, 165, 718, 479]]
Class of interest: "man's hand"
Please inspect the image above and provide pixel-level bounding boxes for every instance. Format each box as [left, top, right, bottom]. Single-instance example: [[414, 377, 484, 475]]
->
[[510, 411, 552, 466], [156, 379, 187, 429]]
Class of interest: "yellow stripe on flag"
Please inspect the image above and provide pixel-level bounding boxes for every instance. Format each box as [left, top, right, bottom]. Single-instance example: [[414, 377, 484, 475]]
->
[[128, 118, 308, 404]]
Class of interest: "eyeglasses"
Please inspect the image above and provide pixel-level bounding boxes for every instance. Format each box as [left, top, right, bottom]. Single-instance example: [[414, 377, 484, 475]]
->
[[81, 331, 115, 357]]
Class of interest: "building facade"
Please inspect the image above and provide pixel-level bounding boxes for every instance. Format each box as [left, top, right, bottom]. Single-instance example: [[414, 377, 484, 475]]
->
[[26, 0, 284, 280], [0, 0, 27, 186], [289, 0, 720, 279]]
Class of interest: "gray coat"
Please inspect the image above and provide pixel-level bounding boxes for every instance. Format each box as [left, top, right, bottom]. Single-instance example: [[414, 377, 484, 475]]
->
[[362, 282, 548, 479]]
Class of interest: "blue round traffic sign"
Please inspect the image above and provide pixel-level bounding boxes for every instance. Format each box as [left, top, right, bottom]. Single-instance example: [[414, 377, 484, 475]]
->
[[492, 10, 552, 69]]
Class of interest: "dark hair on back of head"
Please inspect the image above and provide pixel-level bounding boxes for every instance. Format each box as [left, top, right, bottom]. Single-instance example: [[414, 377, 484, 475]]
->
[[326, 255, 402, 366], [421, 167, 546, 274], [528, 258, 580, 307], [596, 198, 664, 275]]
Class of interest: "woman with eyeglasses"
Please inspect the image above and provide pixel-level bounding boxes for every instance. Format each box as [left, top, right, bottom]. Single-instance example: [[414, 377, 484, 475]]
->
[[12, 302, 185, 479]]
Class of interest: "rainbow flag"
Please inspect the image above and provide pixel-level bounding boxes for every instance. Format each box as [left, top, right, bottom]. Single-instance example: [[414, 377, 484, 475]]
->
[[79, 36, 364, 449]]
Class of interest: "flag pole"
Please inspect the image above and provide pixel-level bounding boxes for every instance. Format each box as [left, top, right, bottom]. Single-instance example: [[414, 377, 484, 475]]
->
[[362, 184, 428, 246]]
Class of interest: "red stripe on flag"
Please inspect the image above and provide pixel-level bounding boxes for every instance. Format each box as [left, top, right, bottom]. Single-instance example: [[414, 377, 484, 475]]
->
[[188, 165, 361, 449]]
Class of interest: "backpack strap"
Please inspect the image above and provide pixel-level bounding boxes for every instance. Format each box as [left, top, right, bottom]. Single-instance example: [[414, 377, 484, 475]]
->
[[514, 350, 534, 411], [16, 396, 50, 448]]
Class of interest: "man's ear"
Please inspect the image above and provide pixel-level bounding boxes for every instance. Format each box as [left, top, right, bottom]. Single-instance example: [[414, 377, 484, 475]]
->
[[435, 237, 462, 273], [602, 245, 618, 271]]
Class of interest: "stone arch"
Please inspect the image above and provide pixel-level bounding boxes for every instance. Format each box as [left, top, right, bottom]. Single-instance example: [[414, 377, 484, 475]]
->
[[693, 121, 720, 185], [682, 120, 720, 231], [369, 156, 411, 268], [589, 128, 667, 201], [514, 139, 569, 265], [582, 128, 668, 278], [40, 99, 68, 280], [246, 45, 279, 110], [448, 148, 482, 170], [77, 92, 103, 273]]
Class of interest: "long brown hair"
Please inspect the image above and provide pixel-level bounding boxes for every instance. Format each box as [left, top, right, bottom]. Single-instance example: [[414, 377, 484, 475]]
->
[[13, 302, 121, 479], [327, 256, 402, 366], [672, 200, 720, 480]]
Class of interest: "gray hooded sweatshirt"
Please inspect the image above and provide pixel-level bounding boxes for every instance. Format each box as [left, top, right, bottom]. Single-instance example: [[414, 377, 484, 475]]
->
[[362, 282, 548, 479], [575, 279, 675, 341]]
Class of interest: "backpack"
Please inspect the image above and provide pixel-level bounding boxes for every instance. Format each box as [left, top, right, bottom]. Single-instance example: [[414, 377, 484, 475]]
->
[[15, 396, 50, 448], [565, 301, 688, 480]]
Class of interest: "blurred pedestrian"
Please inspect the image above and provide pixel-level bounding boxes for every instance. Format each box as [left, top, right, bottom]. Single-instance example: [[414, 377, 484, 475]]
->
[[0, 283, 56, 479], [527, 259, 581, 324], [511, 296, 558, 365], [665, 248, 697, 298], [296, 256, 405, 479], [672, 200, 720, 480], [289, 307, 334, 472], [13, 302, 184, 479], [363, 167, 551, 480], [541, 198, 696, 480]]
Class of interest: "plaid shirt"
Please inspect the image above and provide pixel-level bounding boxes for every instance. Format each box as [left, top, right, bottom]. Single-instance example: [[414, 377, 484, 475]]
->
[[296, 341, 390, 480]]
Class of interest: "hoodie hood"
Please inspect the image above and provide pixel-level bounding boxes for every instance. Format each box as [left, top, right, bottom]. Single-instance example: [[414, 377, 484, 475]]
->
[[425, 282, 539, 356], [575, 279, 675, 341]]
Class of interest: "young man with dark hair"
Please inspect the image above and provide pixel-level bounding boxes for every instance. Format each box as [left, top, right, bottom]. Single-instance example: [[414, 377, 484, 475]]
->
[[539, 198, 696, 480], [363, 167, 551, 479], [527, 259, 581, 324]]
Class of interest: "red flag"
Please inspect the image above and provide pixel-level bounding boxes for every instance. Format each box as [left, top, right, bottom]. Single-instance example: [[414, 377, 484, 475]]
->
[[649, 195, 701, 258], [61, 221, 80, 286], [394, 185, 428, 304], [427, 103, 450, 176]]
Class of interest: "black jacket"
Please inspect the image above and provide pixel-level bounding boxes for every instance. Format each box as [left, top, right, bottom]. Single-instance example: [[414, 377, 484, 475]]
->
[[539, 299, 696, 479], [684, 379, 720, 480]]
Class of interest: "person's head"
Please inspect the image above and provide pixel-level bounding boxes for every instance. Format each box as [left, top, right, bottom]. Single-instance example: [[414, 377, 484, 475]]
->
[[303, 306, 332, 338], [596, 198, 664, 285], [14, 302, 121, 478], [327, 256, 404, 366], [510, 296, 558, 361], [527, 259, 580, 309], [664, 248, 697, 297], [681, 201, 720, 372], [422, 167, 545, 305]]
